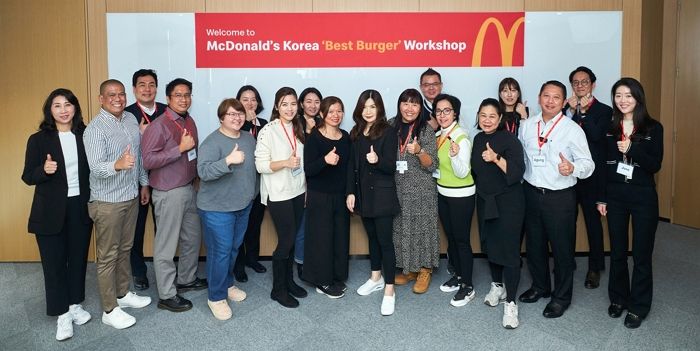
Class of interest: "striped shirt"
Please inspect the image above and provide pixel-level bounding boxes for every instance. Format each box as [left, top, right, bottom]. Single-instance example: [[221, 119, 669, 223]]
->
[[84, 108, 148, 202]]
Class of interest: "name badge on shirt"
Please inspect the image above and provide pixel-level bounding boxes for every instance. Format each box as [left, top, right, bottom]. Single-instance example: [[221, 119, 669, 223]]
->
[[616, 162, 634, 179], [432, 169, 441, 179], [396, 160, 408, 174], [532, 155, 546, 167], [291, 167, 303, 177], [187, 149, 197, 161]]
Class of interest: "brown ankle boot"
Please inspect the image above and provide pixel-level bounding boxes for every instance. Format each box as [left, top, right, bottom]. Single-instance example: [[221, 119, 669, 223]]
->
[[413, 268, 432, 294], [394, 271, 418, 286]]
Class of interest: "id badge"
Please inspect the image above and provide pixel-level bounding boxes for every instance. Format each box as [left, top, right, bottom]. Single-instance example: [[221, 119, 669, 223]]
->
[[396, 160, 408, 174], [616, 162, 634, 179], [187, 148, 197, 161], [432, 169, 441, 179], [532, 155, 546, 167], [291, 167, 303, 177]]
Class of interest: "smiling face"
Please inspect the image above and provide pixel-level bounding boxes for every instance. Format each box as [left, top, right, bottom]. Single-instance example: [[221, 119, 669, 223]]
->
[[435, 99, 455, 129], [362, 98, 377, 125], [420, 74, 442, 102], [167, 84, 192, 115], [478, 105, 501, 134], [323, 102, 344, 128], [302, 92, 320, 118], [400, 100, 421, 123], [277, 94, 298, 122], [133, 75, 157, 106], [538, 84, 566, 120], [614, 85, 637, 119], [221, 106, 245, 134], [51, 95, 75, 131], [99, 82, 126, 117], [571, 71, 594, 98], [239, 90, 258, 114], [500, 84, 520, 108]]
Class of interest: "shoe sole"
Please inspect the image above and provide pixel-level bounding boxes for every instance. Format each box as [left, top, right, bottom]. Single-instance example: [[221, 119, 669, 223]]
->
[[157, 303, 192, 312], [450, 292, 476, 307], [117, 301, 151, 309], [315, 288, 345, 299], [439, 285, 459, 293], [357, 284, 385, 296], [102, 318, 135, 330], [503, 322, 519, 329], [72, 316, 91, 325], [484, 295, 507, 307]]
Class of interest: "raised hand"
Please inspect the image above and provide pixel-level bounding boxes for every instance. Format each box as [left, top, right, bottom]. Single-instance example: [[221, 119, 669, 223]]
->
[[44, 154, 58, 174], [115, 145, 135, 170], [448, 138, 460, 157], [558, 152, 574, 176], [516, 101, 528, 119], [226, 143, 245, 165], [179, 128, 195, 153], [567, 95, 579, 110], [617, 139, 631, 154], [406, 136, 421, 155], [482, 142, 497, 163], [366, 145, 378, 164], [139, 118, 148, 134], [324, 146, 339, 165], [288, 152, 300, 169]]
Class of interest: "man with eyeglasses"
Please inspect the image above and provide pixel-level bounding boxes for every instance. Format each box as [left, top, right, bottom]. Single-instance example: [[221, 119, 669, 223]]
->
[[142, 78, 207, 313], [125, 69, 168, 292], [564, 66, 613, 290], [84, 79, 152, 329], [419, 68, 443, 131]]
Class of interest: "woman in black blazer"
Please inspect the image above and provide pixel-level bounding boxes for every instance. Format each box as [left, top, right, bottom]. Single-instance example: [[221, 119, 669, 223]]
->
[[346, 90, 400, 316], [21, 88, 93, 341]]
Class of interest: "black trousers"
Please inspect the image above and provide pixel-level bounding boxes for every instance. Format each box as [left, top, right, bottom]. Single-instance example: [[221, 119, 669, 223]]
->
[[438, 193, 475, 285], [524, 184, 577, 306], [234, 194, 266, 272], [606, 184, 658, 318], [267, 194, 305, 260], [302, 190, 350, 286], [361, 215, 396, 284], [575, 180, 605, 271], [130, 191, 156, 279], [35, 196, 92, 316]]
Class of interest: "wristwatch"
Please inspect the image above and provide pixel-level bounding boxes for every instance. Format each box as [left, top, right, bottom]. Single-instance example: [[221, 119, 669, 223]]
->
[[496, 154, 501, 161]]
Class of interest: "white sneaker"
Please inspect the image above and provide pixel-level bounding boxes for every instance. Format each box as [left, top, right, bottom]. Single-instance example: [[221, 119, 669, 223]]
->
[[69, 304, 91, 325], [117, 291, 151, 309], [484, 282, 507, 307], [228, 286, 247, 302], [503, 301, 519, 329], [56, 312, 73, 341], [380, 293, 395, 316], [208, 299, 232, 321], [356, 277, 385, 296], [101, 307, 136, 330]]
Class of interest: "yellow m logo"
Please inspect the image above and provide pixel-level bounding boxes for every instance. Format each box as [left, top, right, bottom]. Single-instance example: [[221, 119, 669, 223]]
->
[[471, 16, 525, 67]]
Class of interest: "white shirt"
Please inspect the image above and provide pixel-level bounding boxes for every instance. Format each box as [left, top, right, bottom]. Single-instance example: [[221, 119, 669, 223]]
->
[[518, 112, 594, 190], [58, 131, 80, 197]]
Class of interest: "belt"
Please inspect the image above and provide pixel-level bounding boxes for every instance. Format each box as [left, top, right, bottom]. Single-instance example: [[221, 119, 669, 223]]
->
[[525, 182, 571, 195]]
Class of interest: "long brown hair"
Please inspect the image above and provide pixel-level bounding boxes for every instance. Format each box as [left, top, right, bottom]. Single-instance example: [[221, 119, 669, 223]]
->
[[270, 87, 305, 143], [350, 89, 390, 141]]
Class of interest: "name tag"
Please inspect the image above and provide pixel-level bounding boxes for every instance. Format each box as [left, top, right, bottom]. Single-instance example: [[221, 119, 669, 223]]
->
[[291, 167, 303, 177], [616, 162, 634, 178], [396, 161, 408, 174], [187, 149, 197, 161], [532, 155, 546, 167], [432, 169, 441, 179]]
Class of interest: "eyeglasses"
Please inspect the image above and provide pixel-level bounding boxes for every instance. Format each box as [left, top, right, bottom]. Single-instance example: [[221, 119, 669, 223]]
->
[[420, 82, 442, 88], [572, 80, 591, 87], [224, 112, 246, 119], [170, 93, 192, 100], [435, 108, 453, 116]]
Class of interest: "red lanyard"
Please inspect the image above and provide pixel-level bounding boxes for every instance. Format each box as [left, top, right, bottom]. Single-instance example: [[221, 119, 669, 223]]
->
[[137, 103, 155, 124], [166, 110, 185, 132], [437, 124, 456, 150], [620, 121, 636, 141], [536, 113, 564, 151], [506, 121, 516, 134], [279, 121, 297, 155], [250, 119, 258, 138], [398, 122, 416, 156]]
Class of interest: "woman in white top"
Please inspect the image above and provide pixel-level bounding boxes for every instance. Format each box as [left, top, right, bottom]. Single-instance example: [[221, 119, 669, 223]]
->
[[255, 87, 308, 308]]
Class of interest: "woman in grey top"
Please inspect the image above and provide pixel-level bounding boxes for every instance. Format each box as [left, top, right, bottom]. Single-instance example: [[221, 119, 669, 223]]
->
[[197, 98, 257, 320]]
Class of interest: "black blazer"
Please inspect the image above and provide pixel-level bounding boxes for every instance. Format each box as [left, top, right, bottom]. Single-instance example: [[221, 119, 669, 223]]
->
[[22, 129, 91, 235], [346, 128, 400, 218]]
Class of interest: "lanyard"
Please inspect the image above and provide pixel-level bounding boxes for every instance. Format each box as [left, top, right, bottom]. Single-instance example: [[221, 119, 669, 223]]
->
[[137, 103, 156, 124], [620, 121, 636, 141], [536, 113, 564, 151], [279, 121, 297, 155], [166, 110, 186, 136], [437, 124, 457, 150], [398, 122, 416, 157], [506, 120, 516, 134], [250, 119, 258, 138]]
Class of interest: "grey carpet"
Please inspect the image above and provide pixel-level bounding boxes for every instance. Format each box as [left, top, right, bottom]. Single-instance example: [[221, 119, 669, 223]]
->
[[1, 221, 699, 350]]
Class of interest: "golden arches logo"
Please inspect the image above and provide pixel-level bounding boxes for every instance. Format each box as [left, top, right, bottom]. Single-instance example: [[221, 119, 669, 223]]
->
[[471, 16, 524, 67]]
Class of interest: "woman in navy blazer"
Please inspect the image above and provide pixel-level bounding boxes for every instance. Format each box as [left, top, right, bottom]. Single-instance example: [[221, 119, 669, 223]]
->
[[22, 88, 93, 341]]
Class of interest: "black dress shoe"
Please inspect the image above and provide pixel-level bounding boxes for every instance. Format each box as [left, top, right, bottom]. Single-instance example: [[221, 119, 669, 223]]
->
[[584, 270, 601, 289], [176, 277, 208, 293], [157, 294, 193, 312], [608, 303, 626, 318], [247, 261, 267, 273], [133, 276, 149, 291], [624, 312, 643, 328], [518, 288, 551, 303], [543, 301, 567, 318], [234, 269, 248, 283]]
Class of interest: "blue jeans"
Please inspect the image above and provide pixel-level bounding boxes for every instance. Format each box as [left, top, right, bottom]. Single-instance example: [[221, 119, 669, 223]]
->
[[294, 209, 307, 264], [199, 202, 252, 301]]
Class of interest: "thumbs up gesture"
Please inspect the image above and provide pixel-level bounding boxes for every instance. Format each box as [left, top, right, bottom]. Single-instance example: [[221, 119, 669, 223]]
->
[[226, 143, 245, 165], [179, 128, 195, 153], [324, 146, 339, 165], [406, 136, 421, 155], [115, 145, 135, 170], [287, 151, 300, 169], [448, 138, 460, 157], [139, 118, 148, 135], [366, 145, 378, 164], [44, 154, 58, 174], [558, 152, 574, 176], [481, 142, 498, 163]]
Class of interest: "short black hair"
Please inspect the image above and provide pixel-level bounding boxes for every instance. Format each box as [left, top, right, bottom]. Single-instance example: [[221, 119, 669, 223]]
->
[[568, 66, 597, 84], [132, 69, 158, 87], [420, 68, 441, 82], [431, 94, 461, 122], [165, 78, 192, 96], [539, 80, 567, 98]]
